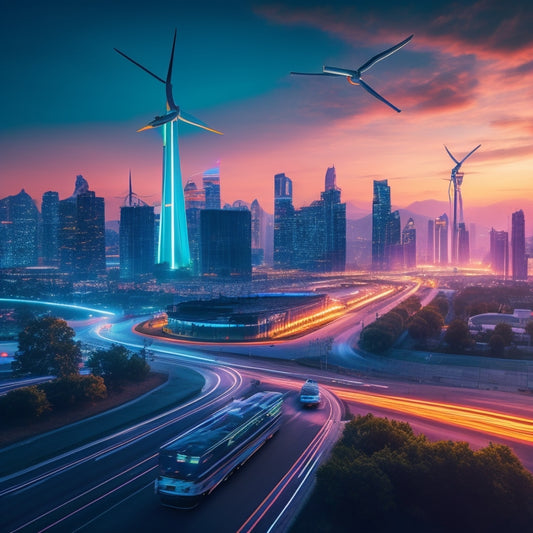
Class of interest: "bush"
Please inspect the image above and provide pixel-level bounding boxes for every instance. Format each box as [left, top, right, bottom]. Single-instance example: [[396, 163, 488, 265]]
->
[[40, 375, 107, 409], [0, 386, 50, 423]]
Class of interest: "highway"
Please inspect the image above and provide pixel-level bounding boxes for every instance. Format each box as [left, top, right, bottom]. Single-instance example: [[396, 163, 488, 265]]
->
[[2, 282, 533, 531]]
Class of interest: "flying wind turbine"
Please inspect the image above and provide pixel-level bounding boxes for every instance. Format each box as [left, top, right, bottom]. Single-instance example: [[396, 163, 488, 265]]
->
[[114, 29, 222, 134], [291, 34, 413, 112], [444, 144, 481, 263]]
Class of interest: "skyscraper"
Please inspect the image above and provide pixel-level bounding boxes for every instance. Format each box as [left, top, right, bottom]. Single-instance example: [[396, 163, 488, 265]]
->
[[489, 228, 508, 278], [372, 179, 391, 270], [434, 213, 448, 265], [119, 177, 155, 280], [273, 173, 294, 270], [251, 199, 269, 266], [511, 209, 528, 281], [41, 191, 59, 266], [427, 219, 434, 264], [203, 166, 221, 210], [321, 166, 346, 272], [200, 209, 251, 278], [0, 189, 39, 268], [402, 217, 416, 268], [184, 180, 206, 275], [457, 222, 470, 265], [75, 191, 106, 279], [386, 209, 402, 270]]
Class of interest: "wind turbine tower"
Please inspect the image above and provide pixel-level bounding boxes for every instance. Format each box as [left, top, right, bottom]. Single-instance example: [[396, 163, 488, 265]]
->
[[115, 30, 222, 271], [444, 144, 481, 264]]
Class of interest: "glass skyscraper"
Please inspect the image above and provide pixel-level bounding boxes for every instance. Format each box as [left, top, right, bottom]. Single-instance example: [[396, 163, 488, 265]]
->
[[273, 173, 294, 270], [41, 191, 59, 266], [372, 179, 391, 270], [512, 209, 527, 281]]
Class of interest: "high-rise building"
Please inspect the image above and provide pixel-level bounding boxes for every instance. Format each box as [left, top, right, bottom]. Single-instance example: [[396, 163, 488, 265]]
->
[[512, 209, 528, 281], [372, 179, 391, 270], [251, 199, 269, 267], [184, 180, 206, 275], [434, 213, 448, 265], [457, 222, 470, 265], [41, 191, 59, 266], [119, 177, 155, 280], [203, 166, 221, 210], [75, 191, 106, 279], [402, 217, 416, 268], [321, 167, 346, 272], [0, 189, 39, 268], [489, 227, 508, 278], [58, 176, 105, 279], [200, 209, 251, 278], [427, 219, 434, 264], [294, 201, 326, 271], [386, 209, 402, 270], [273, 173, 294, 270]]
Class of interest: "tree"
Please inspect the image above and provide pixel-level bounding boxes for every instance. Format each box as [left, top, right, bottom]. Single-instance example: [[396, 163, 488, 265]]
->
[[444, 319, 472, 352], [0, 386, 50, 422], [526, 320, 533, 345], [87, 344, 131, 389], [12, 317, 81, 377], [87, 344, 150, 389], [493, 322, 513, 346], [489, 334, 505, 356]]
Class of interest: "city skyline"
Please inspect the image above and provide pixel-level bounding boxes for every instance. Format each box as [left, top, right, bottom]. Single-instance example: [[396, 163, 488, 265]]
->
[[1, 1, 532, 225]]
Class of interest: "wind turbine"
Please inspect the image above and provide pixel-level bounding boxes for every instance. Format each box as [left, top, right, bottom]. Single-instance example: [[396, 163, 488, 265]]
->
[[114, 29, 222, 135], [114, 29, 221, 270], [291, 34, 413, 112], [444, 144, 481, 263]]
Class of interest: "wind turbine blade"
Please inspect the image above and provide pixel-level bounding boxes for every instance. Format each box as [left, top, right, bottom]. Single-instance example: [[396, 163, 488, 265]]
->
[[358, 34, 414, 74], [178, 110, 223, 135], [166, 29, 177, 84], [114, 48, 165, 84], [444, 145, 460, 165], [358, 79, 401, 112], [459, 144, 481, 164], [290, 71, 339, 76]]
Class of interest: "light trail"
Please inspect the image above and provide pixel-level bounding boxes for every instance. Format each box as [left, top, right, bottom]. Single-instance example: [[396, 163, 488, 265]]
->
[[0, 298, 115, 316], [332, 387, 533, 444]]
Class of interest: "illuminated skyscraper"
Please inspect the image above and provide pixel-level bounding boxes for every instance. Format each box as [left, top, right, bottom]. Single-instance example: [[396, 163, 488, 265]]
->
[[0, 189, 39, 267], [203, 166, 221, 210], [120, 177, 155, 280], [490, 228, 508, 278], [41, 191, 59, 266], [200, 209, 251, 278], [427, 219, 434, 264], [457, 222, 470, 265], [512, 209, 527, 281], [372, 179, 391, 270], [434, 213, 448, 265], [274, 173, 294, 269], [402, 217, 416, 268]]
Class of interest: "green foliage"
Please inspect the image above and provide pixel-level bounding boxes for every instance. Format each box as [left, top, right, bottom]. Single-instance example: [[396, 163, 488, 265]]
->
[[407, 316, 430, 340], [359, 296, 421, 353], [39, 375, 107, 409], [493, 322, 513, 346], [12, 316, 81, 378], [489, 334, 505, 356], [291, 414, 533, 533], [525, 320, 533, 340], [0, 386, 50, 422], [444, 319, 472, 352], [87, 344, 150, 389]]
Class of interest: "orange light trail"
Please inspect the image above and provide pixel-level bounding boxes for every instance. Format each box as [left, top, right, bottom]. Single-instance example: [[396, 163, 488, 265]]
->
[[331, 387, 533, 444]]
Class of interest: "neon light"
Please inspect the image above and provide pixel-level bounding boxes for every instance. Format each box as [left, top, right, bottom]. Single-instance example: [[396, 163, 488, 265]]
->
[[0, 298, 115, 316]]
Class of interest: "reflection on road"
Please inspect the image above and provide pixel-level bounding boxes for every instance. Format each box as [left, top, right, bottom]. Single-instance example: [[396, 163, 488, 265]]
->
[[331, 387, 533, 444]]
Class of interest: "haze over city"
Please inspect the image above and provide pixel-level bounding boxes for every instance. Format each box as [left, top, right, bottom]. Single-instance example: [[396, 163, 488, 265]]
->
[[1, 0, 532, 225]]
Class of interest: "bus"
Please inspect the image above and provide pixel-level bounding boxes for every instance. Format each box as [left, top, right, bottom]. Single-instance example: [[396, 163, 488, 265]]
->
[[155, 391, 283, 508], [299, 379, 321, 408]]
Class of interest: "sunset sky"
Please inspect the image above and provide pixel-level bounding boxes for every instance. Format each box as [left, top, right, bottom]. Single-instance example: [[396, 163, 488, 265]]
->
[[0, 0, 531, 225]]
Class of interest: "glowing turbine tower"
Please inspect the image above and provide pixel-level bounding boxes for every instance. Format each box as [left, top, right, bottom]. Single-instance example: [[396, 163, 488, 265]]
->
[[444, 144, 481, 264], [115, 30, 222, 270]]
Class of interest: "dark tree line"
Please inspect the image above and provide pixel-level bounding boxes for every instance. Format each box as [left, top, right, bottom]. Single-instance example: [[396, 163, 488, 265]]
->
[[291, 414, 533, 533]]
